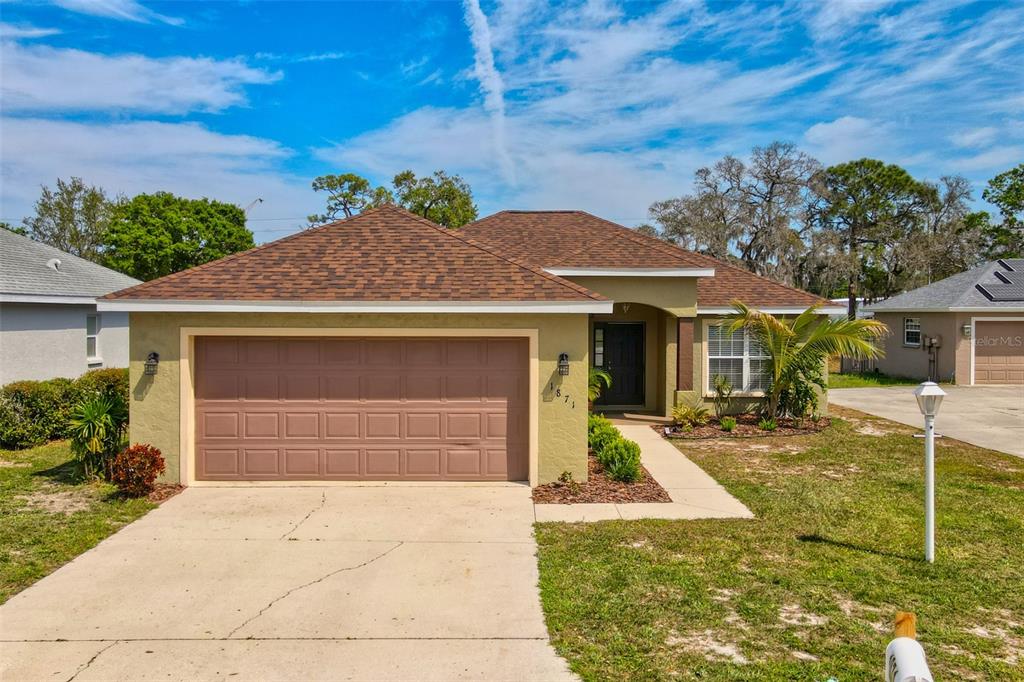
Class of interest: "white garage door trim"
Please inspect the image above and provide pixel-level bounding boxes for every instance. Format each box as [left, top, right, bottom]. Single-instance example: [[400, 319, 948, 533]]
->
[[969, 316, 1024, 386], [179, 327, 540, 487]]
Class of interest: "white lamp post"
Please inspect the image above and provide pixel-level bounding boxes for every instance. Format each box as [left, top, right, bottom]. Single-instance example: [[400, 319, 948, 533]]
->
[[913, 381, 946, 563]]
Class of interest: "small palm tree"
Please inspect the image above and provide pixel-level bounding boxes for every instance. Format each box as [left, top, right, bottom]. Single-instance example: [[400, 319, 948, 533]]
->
[[588, 367, 612, 403], [727, 302, 887, 417]]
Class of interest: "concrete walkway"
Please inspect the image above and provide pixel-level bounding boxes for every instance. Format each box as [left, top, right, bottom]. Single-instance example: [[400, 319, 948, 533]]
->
[[830, 385, 1024, 458], [1, 486, 574, 681], [534, 423, 753, 522]]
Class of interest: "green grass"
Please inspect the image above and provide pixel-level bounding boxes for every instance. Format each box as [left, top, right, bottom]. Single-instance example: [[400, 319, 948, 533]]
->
[[0, 441, 155, 603], [828, 372, 924, 388], [535, 407, 1024, 681]]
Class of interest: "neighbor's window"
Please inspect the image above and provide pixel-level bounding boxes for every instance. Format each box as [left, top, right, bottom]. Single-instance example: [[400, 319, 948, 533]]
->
[[904, 318, 921, 347], [86, 313, 100, 360], [707, 324, 770, 393], [593, 327, 605, 367]]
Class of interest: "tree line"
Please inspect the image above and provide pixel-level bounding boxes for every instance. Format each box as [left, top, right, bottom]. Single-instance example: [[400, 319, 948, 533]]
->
[[640, 144, 1022, 318], [5, 154, 1020, 309], [3, 169, 479, 282]]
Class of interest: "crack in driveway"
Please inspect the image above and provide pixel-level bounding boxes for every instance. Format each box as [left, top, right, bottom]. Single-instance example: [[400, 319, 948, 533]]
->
[[279, 490, 326, 539], [64, 640, 118, 682], [226, 542, 404, 638]]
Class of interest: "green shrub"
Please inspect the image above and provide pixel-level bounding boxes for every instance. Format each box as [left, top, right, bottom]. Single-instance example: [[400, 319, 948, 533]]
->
[[110, 443, 165, 496], [76, 368, 129, 404], [0, 368, 130, 450], [671, 400, 710, 428], [711, 375, 734, 418], [589, 422, 620, 455], [0, 378, 80, 448], [588, 413, 613, 436], [758, 417, 778, 432], [597, 438, 642, 483], [720, 416, 738, 432], [68, 394, 128, 479]]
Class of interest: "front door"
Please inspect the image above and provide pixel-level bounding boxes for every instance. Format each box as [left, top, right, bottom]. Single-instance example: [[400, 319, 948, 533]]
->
[[594, 322, 645, 406]]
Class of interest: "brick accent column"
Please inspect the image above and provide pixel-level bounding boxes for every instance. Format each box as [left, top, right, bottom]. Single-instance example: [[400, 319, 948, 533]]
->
[[677, 317, 694, 391]]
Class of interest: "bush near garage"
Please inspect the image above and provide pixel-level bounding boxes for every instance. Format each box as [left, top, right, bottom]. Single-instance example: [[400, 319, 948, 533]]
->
[[0, 368, 129, 449], [596, 437, 643, 483], [109, 444, 166, 497]]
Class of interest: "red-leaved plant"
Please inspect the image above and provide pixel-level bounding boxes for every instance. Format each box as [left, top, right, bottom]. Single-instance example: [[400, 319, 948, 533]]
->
[[109, 444, 165, 497]]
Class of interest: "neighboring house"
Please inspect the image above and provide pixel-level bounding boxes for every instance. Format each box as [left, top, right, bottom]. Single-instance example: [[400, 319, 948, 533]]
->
[[0, 230, 141, 384], [865, 259, 1024, 385], [98, 206, 838, 487]]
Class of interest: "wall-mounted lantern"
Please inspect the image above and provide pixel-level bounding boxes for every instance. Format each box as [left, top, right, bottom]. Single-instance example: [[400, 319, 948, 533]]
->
[[961, 324, 971, 338], [144, 352, 160, 376], [557, 353, 570, 376]]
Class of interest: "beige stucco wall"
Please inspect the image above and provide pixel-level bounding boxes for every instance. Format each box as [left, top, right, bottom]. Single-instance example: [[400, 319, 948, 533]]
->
[[565, 275, 697, 317], [129, 312, 589, 485], [872, 310, 1023, 384]]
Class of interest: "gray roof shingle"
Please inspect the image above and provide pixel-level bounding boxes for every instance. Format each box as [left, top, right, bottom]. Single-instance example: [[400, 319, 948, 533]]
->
[[866, 259, 1024, 311], [1, 230, 140, 299]]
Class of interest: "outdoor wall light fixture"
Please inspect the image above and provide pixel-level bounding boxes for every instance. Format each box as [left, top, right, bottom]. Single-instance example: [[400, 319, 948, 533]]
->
[[961, 324, 971, 338], [144, 352, 160, 376], [557, 353, 570, 376]]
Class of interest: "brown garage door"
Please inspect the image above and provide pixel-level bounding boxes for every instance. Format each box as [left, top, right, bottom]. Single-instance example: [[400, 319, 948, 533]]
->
[[194, 336, 528, 481], [974, 321, 1024, 384]]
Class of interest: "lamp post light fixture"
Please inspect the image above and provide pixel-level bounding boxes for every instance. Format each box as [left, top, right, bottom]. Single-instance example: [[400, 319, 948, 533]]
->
[[144, 352, 160, 376], [913, 381, 946, 563], [557, 353, 570, 376]]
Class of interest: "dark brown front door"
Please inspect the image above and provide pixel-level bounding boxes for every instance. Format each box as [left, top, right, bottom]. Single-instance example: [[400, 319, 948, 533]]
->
[[194, 336, 529, 481], [594, 322, 644, 406]]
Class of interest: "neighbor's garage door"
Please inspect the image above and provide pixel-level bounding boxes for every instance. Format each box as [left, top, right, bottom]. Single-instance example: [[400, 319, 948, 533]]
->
[[974, 321, 1024, 384], [194, 336, 528, 481]]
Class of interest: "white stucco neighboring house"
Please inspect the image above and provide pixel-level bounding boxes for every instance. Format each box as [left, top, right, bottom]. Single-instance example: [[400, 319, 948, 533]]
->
[[0, 229, 141, 384]]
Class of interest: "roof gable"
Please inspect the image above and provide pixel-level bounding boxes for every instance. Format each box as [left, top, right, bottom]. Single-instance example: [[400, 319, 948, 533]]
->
[[103, 205, 604, 303], [0, 229, 140, 299], [463, 210, 827, 309]]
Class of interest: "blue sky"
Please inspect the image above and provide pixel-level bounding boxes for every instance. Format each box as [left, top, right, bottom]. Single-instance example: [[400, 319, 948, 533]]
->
[[1, 0, 1022, 243]]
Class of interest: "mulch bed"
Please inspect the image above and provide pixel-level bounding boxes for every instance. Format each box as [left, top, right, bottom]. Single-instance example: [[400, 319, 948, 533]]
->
[[532, 453, 671, 504], [657, 414, 831, 439], [147, 483, 185, 503]]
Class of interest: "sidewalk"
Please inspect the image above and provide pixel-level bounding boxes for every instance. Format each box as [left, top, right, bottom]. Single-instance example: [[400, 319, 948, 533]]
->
[[534, 423, 753, 523]]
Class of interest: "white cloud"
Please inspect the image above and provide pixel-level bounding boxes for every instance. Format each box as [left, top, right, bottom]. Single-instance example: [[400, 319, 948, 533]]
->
[[803, 116, 891, 165], [0, 118, 315, 242], [52, 0, 183, 26], [0, 22, 61, 39], [462, 0, 514, 182], [950, 127, 998, 149], [1, 42, 280, 113]]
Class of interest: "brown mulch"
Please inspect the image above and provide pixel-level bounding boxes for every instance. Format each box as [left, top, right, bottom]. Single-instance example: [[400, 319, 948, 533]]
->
[[532, 454, 671, 504], [656, 415, 832, 439], [147, 483, 184, 503]]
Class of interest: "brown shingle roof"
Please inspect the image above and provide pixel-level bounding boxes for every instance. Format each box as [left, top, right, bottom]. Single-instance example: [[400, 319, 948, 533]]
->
[[103, 205, 604, 303], [462, 210, 827, 309]]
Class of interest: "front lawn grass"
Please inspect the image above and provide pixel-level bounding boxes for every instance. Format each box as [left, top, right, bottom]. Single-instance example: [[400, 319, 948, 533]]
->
[[536, 407, 1024, 681], [828, 371, 923, 388], [0, 441, 155, 603]]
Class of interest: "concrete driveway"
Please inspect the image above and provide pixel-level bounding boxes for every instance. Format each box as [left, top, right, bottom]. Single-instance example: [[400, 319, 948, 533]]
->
[[0, 485, 574, 681], [830, 385, 1024, 457]]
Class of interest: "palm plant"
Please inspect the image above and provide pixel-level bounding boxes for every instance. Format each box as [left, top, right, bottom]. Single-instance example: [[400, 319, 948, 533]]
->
[[68, 394, 128, 479], [727, 302, 887, 418], [588, 367, 612, 403]]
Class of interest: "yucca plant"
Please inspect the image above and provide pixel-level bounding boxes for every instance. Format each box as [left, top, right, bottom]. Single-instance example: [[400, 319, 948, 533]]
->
[[727, 302, 887, 418], [68, 394, 128, 479]]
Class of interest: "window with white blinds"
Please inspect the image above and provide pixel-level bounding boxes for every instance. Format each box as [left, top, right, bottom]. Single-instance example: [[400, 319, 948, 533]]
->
[[707, 324, 770, 392]]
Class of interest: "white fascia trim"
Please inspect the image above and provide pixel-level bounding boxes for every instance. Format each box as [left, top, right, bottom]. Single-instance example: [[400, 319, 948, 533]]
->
[[97, 299, 615, 314], [546, 267, 715, 278], [0, 293, 97, 305], [865, 307, 1024, 313], [698, 306, 846, 315]]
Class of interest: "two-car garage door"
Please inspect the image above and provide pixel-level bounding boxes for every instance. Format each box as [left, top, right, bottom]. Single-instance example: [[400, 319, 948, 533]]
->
[[194, 336, 529, 481]]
